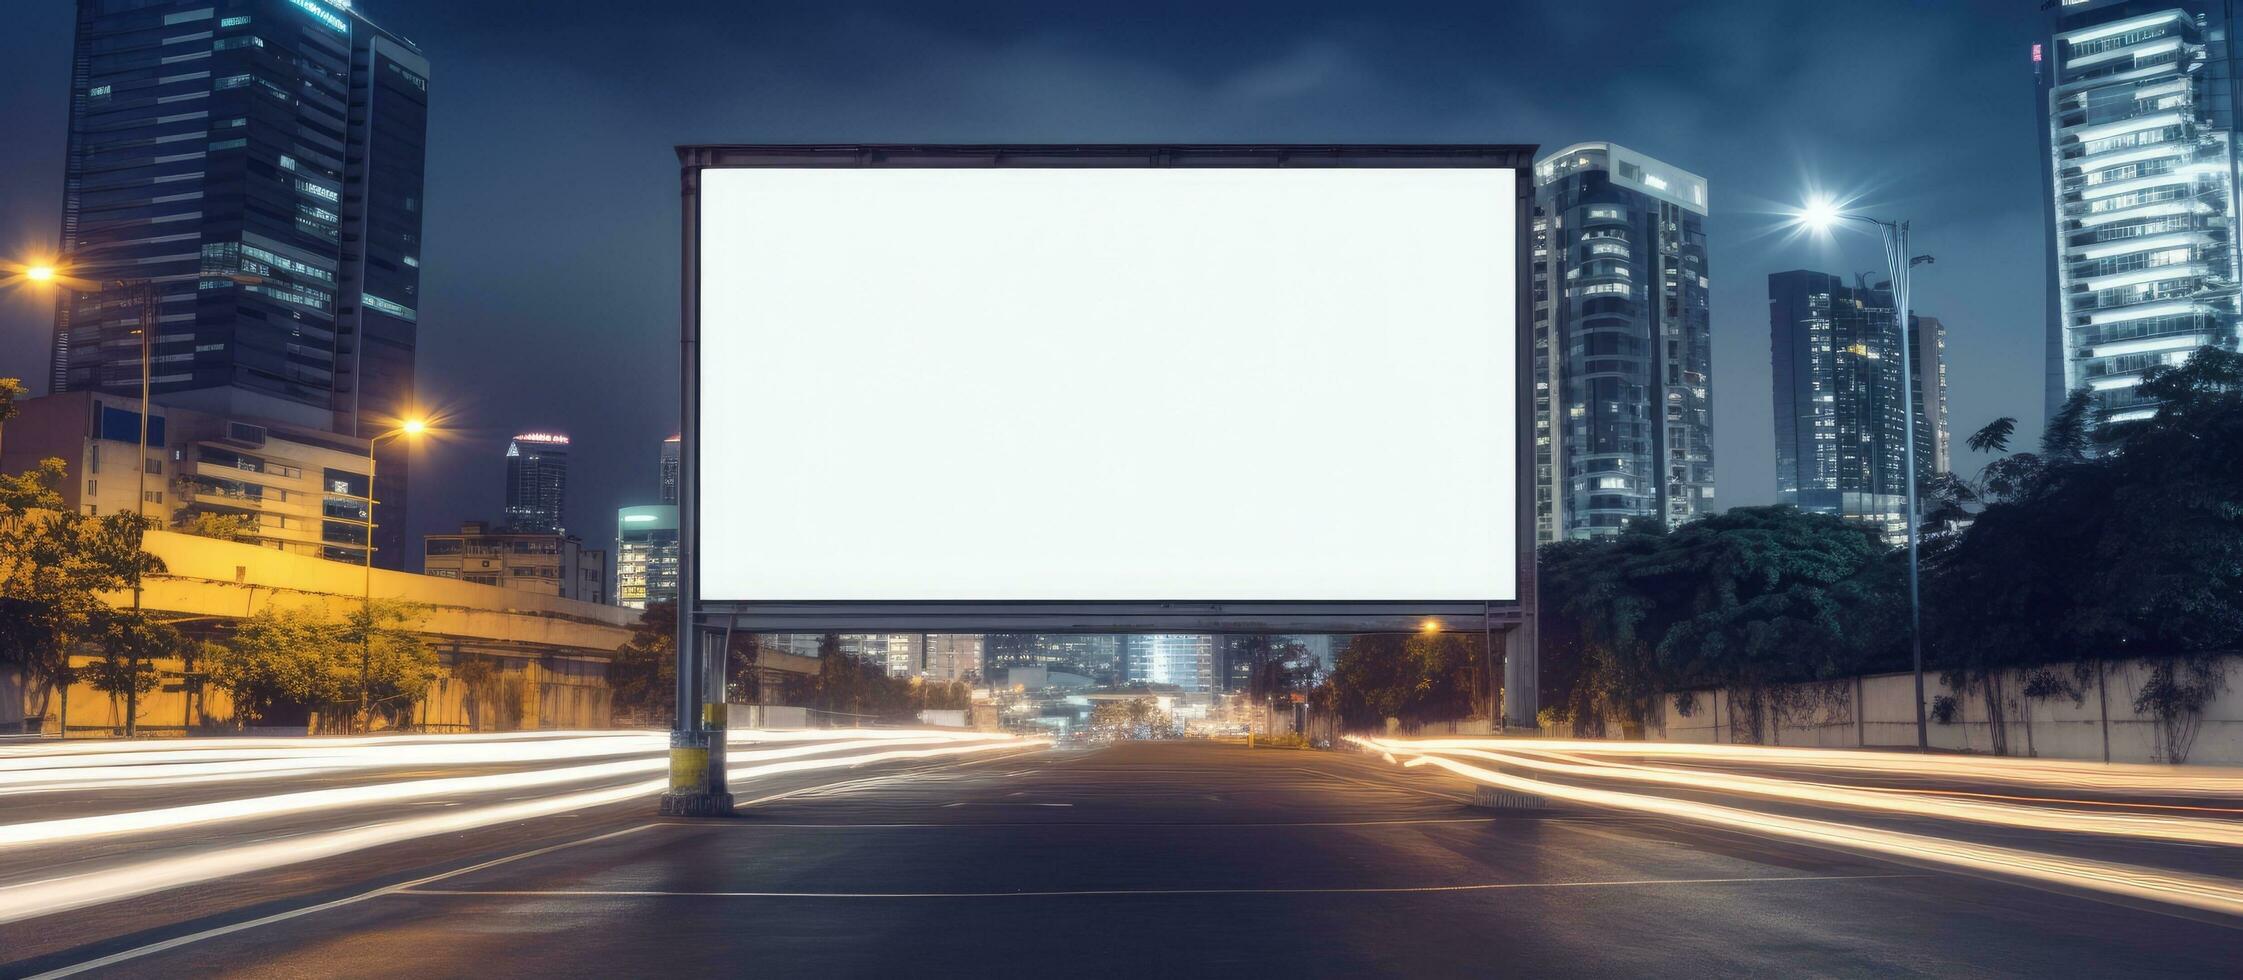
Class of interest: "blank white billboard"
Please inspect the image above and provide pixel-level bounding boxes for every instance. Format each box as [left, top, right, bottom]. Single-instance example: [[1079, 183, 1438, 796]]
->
[[698, 165, 1516, 602]]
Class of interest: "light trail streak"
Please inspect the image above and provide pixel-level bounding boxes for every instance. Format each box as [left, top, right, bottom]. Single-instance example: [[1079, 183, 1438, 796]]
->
[[1357, 737, 2243, 917], [1417, 745, 2243, 848], [0, 729, 652, 759], [0, 734, 1042, 925], [1382, 737, 2243, 797], [0, 727, 1016, 796], [0, 734, 1019, 848], [0, 738, 661, 793]]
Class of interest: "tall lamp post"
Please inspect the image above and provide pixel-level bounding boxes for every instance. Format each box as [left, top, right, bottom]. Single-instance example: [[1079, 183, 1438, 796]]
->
[[11, 261, 263, 522], [1796, 199, 1935, 751], [11, 259, 261, 737], [359, 417, 428, 732]]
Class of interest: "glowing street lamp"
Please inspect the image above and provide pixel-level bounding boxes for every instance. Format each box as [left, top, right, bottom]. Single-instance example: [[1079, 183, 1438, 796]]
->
[[1791, 196, 1936, 752], [357, 415, 434, 732]]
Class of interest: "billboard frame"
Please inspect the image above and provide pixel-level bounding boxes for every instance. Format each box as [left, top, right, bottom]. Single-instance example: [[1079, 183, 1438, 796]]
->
[[675, 144, 1536, 637]]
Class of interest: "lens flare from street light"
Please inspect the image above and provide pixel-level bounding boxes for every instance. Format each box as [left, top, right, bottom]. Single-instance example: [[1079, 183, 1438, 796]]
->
[[24, 265, 55, 282], [1420, 619, 1441, 633], [399, 417, 427, 435], [1797, 196, 1842, 231]]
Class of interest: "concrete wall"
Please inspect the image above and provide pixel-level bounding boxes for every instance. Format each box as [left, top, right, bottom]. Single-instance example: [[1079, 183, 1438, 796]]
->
[[5, 530, 636, 736], [1550, 655, 2243, 765]]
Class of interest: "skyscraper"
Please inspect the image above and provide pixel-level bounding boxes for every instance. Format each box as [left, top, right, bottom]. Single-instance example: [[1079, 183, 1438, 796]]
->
[[1769, 271, 1949, 542], [1531, 143, 1713, 541], [51, 0, 429, 567], [2038, 3, 2243, 428], [1915, 316, 1951, 476], [659, 434, 680, 505], [504, 432, 569, 534], [1124, 635, 1214, 693]]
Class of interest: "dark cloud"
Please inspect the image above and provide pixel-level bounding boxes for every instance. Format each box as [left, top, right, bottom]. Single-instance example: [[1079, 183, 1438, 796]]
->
[[0, 0, 2050, 560]]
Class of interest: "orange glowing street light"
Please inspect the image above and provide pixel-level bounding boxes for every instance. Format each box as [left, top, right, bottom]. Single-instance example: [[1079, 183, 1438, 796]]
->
[[357, 414, 437, 732]]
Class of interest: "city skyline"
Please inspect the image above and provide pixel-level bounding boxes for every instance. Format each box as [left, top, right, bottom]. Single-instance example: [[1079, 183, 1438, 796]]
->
[[38, 0, 428, 568], [0, 0, 2057, 569]]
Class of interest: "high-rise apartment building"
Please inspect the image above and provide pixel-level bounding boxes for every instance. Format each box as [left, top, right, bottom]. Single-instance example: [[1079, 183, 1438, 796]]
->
[[659, 434, 680, 505], [1916, 315, 1951, 475], [987, 635, 1123, 685], [2038, 2, 2243, 427], [1124, 634, 1215, 693], [1531, 143, 1713, 541], [51, 0, 429, 567], [503, 432, 569, 534], [921, 634, 984, 684], [1769, 271, 1949, 542], [614, 504, 678, 609]]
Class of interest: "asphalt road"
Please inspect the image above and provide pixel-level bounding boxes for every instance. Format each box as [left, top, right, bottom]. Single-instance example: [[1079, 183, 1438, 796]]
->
[[9, 739, 2236, 978]]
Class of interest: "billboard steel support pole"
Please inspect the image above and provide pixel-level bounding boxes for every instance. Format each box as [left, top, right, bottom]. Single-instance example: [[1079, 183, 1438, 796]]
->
[[663, 152, 733, 817], [1504, 163, 1539, 731]]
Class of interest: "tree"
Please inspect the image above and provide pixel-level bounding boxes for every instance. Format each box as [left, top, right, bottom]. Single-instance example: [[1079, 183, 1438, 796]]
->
[[605, 600, 762, 724], [1324, 632, 1489, 731], [208, 606, 345, 726], [608, 602, 678, 723], [206, 601, 437, 731], [84, 610, 180, 736], [1924, 349, 2243, 759], [1536, 507, 1901, 741], [341, 600, 440, 728], [0, 377, 24, 460], [0, 463, 168, 734], [175, 512, 260, 543]]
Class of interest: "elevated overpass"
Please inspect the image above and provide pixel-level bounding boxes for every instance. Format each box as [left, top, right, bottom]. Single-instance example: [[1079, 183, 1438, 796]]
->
[[6, 530, 640, 734]]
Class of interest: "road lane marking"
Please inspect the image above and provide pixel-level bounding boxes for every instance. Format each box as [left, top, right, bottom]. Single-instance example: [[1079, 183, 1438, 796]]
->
[[396, 873, 1927, 900], [1294, 766, 1478, 805], [23, 823, 664, 980], [731, 747, 1048, 808], [21, 741, 1049, 976]]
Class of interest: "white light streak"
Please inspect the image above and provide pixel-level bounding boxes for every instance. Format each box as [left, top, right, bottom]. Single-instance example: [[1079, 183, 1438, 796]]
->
[[0, 733, 1040, 925], [1358, 736, 2243, 917]]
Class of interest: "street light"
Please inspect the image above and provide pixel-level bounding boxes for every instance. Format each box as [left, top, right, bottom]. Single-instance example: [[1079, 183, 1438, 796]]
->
[[359, 415, 432, 732], [1793, 197, 1935, 751], [9, 258, 264, 527], [13, 257, 264, 737]]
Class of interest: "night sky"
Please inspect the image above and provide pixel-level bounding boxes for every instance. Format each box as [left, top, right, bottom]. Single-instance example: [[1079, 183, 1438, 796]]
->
[[1, 0, 2051, 563]]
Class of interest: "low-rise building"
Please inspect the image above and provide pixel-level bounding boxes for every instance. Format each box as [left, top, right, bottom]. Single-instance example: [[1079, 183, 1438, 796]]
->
[[0, 391, 377, 564], [423, 520, 606, 603]]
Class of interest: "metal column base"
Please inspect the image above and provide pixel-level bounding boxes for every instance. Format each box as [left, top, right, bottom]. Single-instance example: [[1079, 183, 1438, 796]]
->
[[659, 791, 736, 817], [659, 731, 734, 817]]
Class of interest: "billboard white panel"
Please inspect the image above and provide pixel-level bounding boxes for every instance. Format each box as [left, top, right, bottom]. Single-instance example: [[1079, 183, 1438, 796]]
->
[[697, 165, 1516, 602]]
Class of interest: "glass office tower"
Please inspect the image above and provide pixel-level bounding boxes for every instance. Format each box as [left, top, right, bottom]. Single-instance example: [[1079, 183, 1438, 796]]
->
[[52, 0, 429, 566], [659, 434, 681, 505], [1531, 142, 1713, 541], [2039, 2, 2243, 427], [504, 432, 570, 534], [1769, 271, 1950, 543]]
